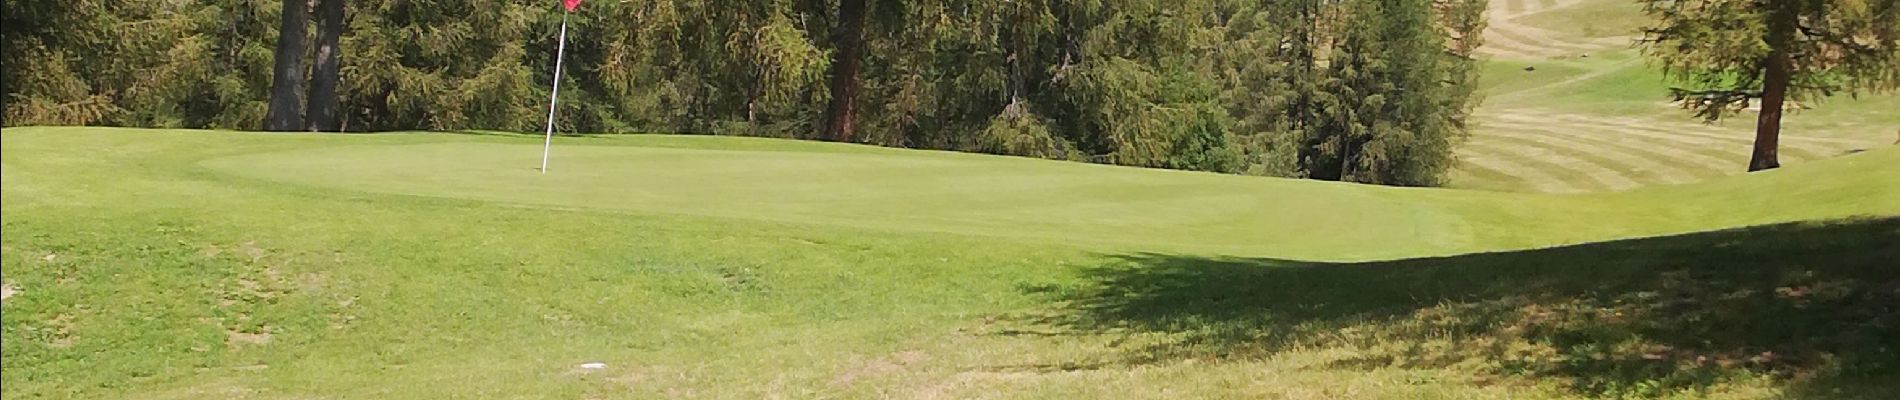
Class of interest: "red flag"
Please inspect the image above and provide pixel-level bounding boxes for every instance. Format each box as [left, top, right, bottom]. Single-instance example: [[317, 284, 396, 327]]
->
[[563, 0, 581, 11]]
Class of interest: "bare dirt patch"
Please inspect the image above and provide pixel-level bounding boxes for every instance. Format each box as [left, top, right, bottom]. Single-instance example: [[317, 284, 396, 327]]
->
[[831, 349, 932, 388], [40, 313, 79, 348], [225, 326, 273, 348]]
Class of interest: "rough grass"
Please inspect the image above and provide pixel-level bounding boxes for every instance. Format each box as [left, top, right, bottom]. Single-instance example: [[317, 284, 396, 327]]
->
[[3, 127, 1897, 399]]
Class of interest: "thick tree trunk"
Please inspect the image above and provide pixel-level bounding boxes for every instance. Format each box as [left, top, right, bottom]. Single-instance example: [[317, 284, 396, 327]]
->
[[1750, 50, 1788, 172], [264, 0, 309, 131], [822, 0, 867, 142], [1750, 2, 1798, 172], [305, 0, 343, 132]]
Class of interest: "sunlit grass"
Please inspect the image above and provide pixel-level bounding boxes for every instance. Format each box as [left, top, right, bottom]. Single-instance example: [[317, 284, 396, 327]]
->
[[4, 128, 1896, 398]]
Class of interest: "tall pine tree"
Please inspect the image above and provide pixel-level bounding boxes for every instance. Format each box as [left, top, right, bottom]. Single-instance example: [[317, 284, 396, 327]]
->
[[1641, 0, 1900, 171]]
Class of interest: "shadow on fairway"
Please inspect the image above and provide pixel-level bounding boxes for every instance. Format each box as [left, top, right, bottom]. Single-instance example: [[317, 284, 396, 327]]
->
[[1025, 217, 1900, 398]]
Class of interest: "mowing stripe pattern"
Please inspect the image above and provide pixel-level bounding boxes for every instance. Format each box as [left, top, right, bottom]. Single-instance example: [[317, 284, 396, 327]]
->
[[1458, 109, 1879, 193]]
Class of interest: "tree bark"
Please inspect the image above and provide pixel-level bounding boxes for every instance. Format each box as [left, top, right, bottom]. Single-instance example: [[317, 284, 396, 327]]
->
[[1003, 3, 1026, 107], [1750, 50, 1788, 172], [1750, 2, 1798, 172], [264, 0, 309, 131], [822, 0, 867, 142], [305, 0, 343, 132]]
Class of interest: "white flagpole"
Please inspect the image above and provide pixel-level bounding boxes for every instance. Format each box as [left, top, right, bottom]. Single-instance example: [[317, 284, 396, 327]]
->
[[540, 9, 570, 174]]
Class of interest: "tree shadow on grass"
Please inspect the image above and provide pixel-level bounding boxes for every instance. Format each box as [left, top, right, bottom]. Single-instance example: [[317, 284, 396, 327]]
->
[[1024, 217, 1900, 398]]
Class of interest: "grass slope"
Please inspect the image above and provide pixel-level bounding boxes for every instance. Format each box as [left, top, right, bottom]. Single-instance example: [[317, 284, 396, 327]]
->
[[3, 128, 1897, 399]]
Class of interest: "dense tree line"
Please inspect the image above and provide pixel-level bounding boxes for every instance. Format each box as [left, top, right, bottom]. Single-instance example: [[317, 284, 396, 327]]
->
[[2, 0, 1484, 185]]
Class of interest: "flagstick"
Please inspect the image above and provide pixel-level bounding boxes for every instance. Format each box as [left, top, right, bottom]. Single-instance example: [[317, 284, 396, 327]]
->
[[540, 9, 570, 174]]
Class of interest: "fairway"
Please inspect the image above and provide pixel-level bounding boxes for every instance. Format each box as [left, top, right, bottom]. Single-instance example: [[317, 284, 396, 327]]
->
[[5, 0, 1900, 397], [1454, 0, 1900, 193], [5, 127, 1898, 399]]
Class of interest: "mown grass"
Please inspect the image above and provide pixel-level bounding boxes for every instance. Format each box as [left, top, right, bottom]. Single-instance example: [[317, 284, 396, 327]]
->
[[1477, 59, 1593, 96], [3, 127, 1897, 399], [1513, 0, 1649, 39], [1480, 45, 1900, 135], [1462, 39, 1899, 192]]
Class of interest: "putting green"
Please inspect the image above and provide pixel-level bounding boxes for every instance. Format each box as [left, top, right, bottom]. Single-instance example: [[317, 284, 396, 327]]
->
[[198, 135, 1900, 260], [202, 141, 1475, 259]]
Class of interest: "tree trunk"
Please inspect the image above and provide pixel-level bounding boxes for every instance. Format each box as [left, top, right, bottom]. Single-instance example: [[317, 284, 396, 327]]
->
[[264, 0, 309, 131], [1750, 50, 1788, 172], [305, 0, 343, 132], [746, 80, 762, 128], [822, 0, 867, 142], [1750, 2, 1798, 172], [1003, 3, 1026, 107]]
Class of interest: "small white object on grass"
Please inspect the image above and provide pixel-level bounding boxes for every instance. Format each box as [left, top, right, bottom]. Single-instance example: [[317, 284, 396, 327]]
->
[[579, 362, 607, 370]]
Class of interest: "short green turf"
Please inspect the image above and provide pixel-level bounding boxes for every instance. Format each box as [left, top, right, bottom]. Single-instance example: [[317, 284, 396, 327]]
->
[[4, 128, 1897, 399]]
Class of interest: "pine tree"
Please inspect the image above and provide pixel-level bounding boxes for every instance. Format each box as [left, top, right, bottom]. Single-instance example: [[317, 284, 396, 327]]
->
[[1641, 0, 1900, 171], [1295, 0, 1478, 185]]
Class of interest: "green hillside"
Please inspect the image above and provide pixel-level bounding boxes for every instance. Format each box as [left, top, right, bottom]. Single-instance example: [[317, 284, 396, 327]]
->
[[5, 0, 1898, 397], [4, 128, 1896, 399]]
